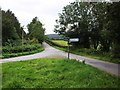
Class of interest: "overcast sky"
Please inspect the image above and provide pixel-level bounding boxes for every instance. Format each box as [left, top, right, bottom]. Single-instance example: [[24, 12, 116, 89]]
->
[[0, 0, 75, 34]]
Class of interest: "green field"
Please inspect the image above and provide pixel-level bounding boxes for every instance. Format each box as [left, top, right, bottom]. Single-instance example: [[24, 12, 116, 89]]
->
[[51, 40, 68, 46], [2, 58, 119, 88]]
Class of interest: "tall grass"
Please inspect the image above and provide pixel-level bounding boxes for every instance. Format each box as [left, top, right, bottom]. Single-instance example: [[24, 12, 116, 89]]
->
[[2, 58, 119, 88]]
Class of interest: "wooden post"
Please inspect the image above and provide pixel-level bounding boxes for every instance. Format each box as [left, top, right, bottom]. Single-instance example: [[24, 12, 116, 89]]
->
[[68, 38, 70, 59]]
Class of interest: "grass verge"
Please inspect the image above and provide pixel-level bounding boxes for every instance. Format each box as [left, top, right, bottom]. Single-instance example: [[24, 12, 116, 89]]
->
[[46, 40, 120, 64], [2, 58, 119, 88]]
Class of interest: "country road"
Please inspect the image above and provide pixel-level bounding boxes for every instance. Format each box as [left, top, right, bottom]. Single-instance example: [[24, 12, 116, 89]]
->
[[0, 42, 120, 77]]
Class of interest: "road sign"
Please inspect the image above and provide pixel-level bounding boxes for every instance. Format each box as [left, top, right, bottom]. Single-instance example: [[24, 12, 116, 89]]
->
[[69, 38, 79, 42], [67, 38, 79, 60]]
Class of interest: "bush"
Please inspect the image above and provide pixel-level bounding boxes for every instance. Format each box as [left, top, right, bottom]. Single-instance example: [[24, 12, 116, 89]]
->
[[3, 44, 42, 54], [111, 43, 120, 58], [2, 44, 44, 58]]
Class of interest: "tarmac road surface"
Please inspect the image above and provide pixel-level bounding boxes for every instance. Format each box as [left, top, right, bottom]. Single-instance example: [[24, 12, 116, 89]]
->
[[1, 42, 120, 77]]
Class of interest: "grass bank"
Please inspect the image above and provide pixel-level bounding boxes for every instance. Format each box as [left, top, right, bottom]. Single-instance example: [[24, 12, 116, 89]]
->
[[2, 58, 119, 88], [46, 40, 120, 64], [2, 44, 44, 58]]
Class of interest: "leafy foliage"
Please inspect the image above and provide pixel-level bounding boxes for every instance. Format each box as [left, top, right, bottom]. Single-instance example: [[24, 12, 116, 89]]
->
[[2, 44, 44, 58], [3, 44, 41, 53], [27, 17, 45, 44], [107, 2, 120, 58], [2, 10, 27, 46], [54, 2, 91, 48], [54, 1, 120, 58]]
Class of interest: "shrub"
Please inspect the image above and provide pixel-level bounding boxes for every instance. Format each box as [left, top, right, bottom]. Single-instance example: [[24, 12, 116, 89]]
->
[[111, 43, 120, 58], [2, 44, 44, 58], [3, 44, 42, 53]]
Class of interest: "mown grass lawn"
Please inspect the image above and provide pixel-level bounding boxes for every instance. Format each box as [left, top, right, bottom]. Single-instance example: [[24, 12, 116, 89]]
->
[[51, 40, 68, 46], [2, 58, 119, 88]]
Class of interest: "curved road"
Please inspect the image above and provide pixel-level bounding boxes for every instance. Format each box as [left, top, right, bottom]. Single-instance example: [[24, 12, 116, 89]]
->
[[0, 42, 120, 77]]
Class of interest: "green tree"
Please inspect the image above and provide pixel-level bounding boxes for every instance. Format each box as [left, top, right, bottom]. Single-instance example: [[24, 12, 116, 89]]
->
[[2, 9, 26, 46], [27, 17, 45, 44], [54, 2, 91, 48], [54, 0, 120, 58], [54, 1, 111, 51], [107, 2, 120, 58], [91, 2, 111, 52]]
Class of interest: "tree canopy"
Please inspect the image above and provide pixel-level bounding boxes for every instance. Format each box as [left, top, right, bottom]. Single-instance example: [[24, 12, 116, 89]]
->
[[2, 9, 27, 45], [27, 17, 45, 44], [54, 1, 120, 58]]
